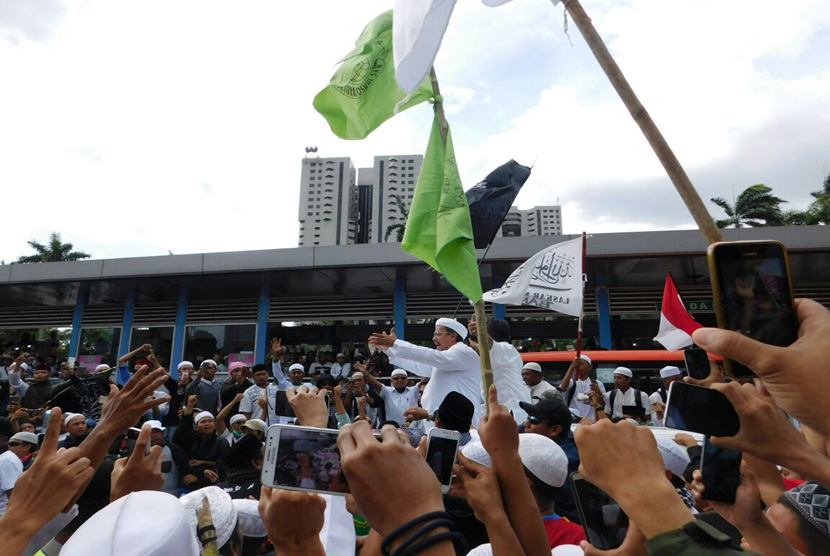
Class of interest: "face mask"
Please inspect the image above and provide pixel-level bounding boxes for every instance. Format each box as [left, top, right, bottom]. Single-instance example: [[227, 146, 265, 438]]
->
[[232, 430, 243, 438]]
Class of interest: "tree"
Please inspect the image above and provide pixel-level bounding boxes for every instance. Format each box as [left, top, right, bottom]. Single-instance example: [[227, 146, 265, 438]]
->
[[803, 174, 830, 224], [710, 184, 787, 228], [384, 194, 410, 242], [16, 232, 91, 263]]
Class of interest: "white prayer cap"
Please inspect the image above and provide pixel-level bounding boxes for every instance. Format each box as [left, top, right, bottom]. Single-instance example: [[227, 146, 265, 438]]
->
[[95, 363, 111, 372], [336, 353, 346, 358], [522, 362, 542, 373], [351, 371, 364, 379], [461, 440, 492, 469], [19, 362, 29, 371], [178, 361, 194, 370], [201, 359, 217, 368], [230, 414, 247, 425], [467, 544, 493, 556], [62, 491, 199, 556], [552, 545, 585, 555], [288, 363, 305, 372], [233, 499, 268, 537], [64, 413, 85, 426], [241, 419, 267, 434], [435, 317, 468, 340], [391, 369, 408, 378], [194, 411, 214, 424], [146, 420, 166, 431], [613, 367, 633, 378], [578, 354, 592, 365], [660, 365, 682, 379], [179, 487, 238, 553], [518, 433, 568, 488], [9, 431, 38, 445], [655, 435, 690, 477]]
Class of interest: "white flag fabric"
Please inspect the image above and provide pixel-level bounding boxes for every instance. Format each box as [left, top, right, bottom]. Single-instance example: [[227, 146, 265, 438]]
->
[[653, 272, 702, 351], [483, 237, 583, 316], [393, 0, 457, 95]]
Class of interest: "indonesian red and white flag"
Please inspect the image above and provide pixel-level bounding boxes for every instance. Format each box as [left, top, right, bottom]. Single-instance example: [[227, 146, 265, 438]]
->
[[653, 272, 703, 351]]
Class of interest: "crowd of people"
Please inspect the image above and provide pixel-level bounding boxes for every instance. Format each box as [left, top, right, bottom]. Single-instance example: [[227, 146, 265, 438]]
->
[[0, 298, 828, 555]]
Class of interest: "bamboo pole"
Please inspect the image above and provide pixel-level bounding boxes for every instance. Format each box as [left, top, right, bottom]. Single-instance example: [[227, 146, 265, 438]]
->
[[429, 66, 495, 413], [562, 0, 724, 246]]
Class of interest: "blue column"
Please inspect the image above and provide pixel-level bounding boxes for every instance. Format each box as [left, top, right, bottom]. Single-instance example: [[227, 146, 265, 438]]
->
[[394, 279, 406, 340], [67, 290, 85, 360], [118, 292, 135, 360], [596, 273, 612, 350], [256, 285, 270, 363], [491, 276, 505, 320], [170, 288, 188, 379]]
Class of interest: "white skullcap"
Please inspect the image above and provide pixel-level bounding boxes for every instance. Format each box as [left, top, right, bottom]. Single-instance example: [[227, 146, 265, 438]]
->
[[177, 361, 194, 370], [613, 366, 633, 378], [233, 499, 268, 537], [9, 431, 38, 445], [655, 435, 691, 477], [19, 362, 29, 371], [241, 419, 267, 434], [194, 411, 214, 424], [522, 362, 542, 373], [660, 366, 682, 379], [201, 359, 217, 368], [518, 433, 568, 488], [145, 420, 166, 431], [466, 544, 493, 556], [435, 317, 468, 340], [578, 354, 592, 365], [351, 371, 364, 379], [230, 414, 247, 425], [95, 364, 111, 372], [336, 353, 346, 358], [62, 491, 199, 556], [64, 413, 85, 426], [288, 363, 305, 372], [461, 440, 492, 469], [179, 487, 237, 554], [552, 545, 586, 555], [391, 369, 408, 378]]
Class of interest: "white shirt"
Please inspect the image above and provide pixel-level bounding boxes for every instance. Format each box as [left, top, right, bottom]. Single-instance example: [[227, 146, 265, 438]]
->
[[330, 362, 352, 380], [603, 387, 652, 420], [0, 449, 23, 516], [239, 383, 280, 425], [488, 342, 530, 423], [386, 340, 482, 427], [649, 391, 668, 426], [562, 377, 607, 420], [378, 384, 420, 426]]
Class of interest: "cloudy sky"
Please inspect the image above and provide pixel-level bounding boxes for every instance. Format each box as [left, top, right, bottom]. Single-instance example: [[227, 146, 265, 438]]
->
[[1, 0, 828, 262]]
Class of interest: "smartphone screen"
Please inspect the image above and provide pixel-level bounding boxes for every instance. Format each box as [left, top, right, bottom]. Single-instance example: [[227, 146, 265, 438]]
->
[[708, 241, 798, 377], [683, 347, 710, 381], [664, 382, 740, 437], [571, 473, 629, 550], [262, 425, 350, 495], [700, 437, 741, 503], [425, 432, 460, 490]]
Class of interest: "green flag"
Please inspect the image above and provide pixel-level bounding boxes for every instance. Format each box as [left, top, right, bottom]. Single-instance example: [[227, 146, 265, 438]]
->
[[402, 115, 483, 302], [313, 11, 433, 140]]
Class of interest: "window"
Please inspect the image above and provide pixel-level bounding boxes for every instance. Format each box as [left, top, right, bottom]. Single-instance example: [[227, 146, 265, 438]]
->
[[78, 328, 122, 366], [129, 327, 174, 370], [183, 324, 256, 371]]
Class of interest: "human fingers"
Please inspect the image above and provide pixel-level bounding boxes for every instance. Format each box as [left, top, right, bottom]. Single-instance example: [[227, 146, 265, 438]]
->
[[130, 424, 153, 460], [417, 435, 427, 458], [380, 424, 403, 445], [710, 381, 750, 406], [793, 298, 830, 338], [456, 452, 486, 477], [40, 406, 63, 455], [692, 328, 786, 378], [487, 383, 500, 407], [337, 423, 357, 456], [350, 420, 378, 448]]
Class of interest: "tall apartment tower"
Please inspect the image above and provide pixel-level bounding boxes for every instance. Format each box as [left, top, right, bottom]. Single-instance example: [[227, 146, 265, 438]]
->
[[500, 205, 563, 238], [368, 154, 423, 243], [298, 156, 357, 247]]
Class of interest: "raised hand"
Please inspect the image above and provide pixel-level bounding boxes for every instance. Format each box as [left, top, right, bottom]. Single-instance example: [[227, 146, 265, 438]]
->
[[286, 385, 329, 429], [110, 423, 164, 502], [368, 327, 397, 350], [259, 487, 326, 555]]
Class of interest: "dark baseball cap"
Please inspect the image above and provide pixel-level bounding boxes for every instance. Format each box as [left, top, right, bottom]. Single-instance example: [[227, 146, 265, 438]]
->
[[520, 398, 573, 429]]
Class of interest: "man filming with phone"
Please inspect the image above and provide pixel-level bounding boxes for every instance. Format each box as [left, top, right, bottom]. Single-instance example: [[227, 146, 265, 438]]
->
[[559, 355, 605, 422], [184, 359, 222, 415]]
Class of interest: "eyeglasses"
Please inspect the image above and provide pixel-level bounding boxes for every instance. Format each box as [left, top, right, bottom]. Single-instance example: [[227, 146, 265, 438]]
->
[[432, 332, 451, 337], [8, 442, 22, 447]]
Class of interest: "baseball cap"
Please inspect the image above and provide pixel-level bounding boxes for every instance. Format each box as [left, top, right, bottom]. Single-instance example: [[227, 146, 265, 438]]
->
[[10, 431, 38, 445], [519, 398, 573, 430], [241, 419, 267, 435]]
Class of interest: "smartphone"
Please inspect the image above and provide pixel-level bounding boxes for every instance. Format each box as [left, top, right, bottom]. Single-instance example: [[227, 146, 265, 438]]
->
[[572, 473, 629, 550], [700, 437, 741, 503], [683, 347, 710, 381], [126, 427, 151, 456], [425, 428, 461, 494], [261, 424, 351, 496], [707, 241, 798, 378], [664, 382, 740, 437]]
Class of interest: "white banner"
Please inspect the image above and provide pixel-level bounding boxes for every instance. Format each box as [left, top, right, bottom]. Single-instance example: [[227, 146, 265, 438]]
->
[[483, 237, 583, 316]]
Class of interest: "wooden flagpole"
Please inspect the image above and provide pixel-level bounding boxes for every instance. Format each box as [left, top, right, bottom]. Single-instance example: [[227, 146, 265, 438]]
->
[[430, 67, 494, 414], [562, 0, 724, 246], [575, 231, 587, 358]]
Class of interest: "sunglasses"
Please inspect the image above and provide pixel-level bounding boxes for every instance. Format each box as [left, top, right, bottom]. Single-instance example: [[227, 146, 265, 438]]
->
[[8, 442, 24, 447], [527, 417, 549, 426]]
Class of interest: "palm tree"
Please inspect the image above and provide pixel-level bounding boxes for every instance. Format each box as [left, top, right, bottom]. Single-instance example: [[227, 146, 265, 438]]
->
[[803, 174, 830, 224], [384, 194, 410, 242], [710, 184, 787, 228], [16, 232, 91, 263]]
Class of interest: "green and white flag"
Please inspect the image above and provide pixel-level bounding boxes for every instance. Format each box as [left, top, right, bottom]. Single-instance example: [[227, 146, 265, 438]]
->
[[402, 114, 483, 303], [313, 11, 433, 140]]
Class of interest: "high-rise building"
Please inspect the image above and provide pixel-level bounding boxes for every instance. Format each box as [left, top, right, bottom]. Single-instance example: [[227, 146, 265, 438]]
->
[[298, 152, 560, 246], [298, 156, 357, 247]]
